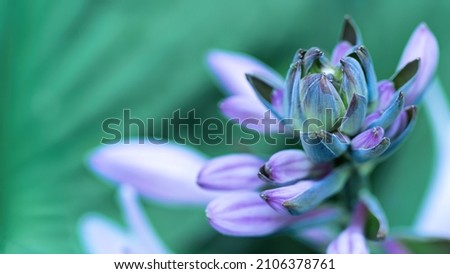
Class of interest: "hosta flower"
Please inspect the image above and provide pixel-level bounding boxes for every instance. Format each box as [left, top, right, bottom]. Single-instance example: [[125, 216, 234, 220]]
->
[[81, 17, 441, 254], [203, 17, 438, 253]]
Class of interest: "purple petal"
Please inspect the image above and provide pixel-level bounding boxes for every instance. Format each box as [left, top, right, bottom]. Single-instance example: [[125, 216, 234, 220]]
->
[[327, 203, 369, 254], [261, 181, 316, 214], [197, 154, 264, 190], [331, 41, 353, 65], [79, 214, 139, 254], [79, 186, 169, 254], [219, 95, 279, 132], [385, 110, 408, 139], [382, 238, 411, 254], [297, 226, 338, 249], [206, 191, 295, 236], [414, 81, 450, 238], [271, 89, 284, 114], [363, 111, 381, 128], [326, 227, 369, 254], [88, 139, 220, 205], [397, 23, 439, 105], [351, 127, 385, 150], [378, 80, 396, 110], [264, 149, 329, 184], [207, 50, 284, 97], [119, 186, 170, 253]]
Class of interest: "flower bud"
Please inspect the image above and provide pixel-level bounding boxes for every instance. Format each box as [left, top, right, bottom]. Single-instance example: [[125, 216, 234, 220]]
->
[[198, 154, 264, 190], [339, 93, 367, 136], [301, 74, 346, 132], [261, 165, 351, 215], [397, 23, 439, 105], [206, 191, 295, 236], [351, 127, 390, 163], [300, 130, 349, 163], [340, 56, 368, 101], [262, 149, 328, 184]]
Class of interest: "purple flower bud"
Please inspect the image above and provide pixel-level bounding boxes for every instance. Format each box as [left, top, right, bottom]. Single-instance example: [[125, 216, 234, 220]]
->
[[327, 203, 369, 254], [206, 191, 295, 236], [198, 154, 264, 190], [351, 127, 385, 150], [381, 106, 417, 158], [351, 127, 390, 162], [386, 110, 408, 139], [264, 149, 327, 184], [397, 23, 439, 105], [331, 41, 353, 65], [261, 165, 351, 215], [261, 180, 316, 214], [377, 80, 396, 110], [365, 92, 404, 130], [363, 111, 381, 129]]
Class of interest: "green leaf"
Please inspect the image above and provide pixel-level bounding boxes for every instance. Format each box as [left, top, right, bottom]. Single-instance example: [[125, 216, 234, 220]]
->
[[360, 189, 389, 240], [396, 234, 450, 254], [391, 59, 419, 91]]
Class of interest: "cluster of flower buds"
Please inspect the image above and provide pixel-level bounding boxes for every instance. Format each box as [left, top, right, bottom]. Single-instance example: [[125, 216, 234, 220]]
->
[[201, 17, 438, 253]]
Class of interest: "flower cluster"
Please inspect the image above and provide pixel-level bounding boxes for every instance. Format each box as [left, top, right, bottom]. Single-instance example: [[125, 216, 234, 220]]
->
[[202, 17, 438, 253], [81, 17, 440, 254]]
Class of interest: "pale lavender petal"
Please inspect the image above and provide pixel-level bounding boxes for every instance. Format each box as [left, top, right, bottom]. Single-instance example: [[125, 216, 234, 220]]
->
[[271, 89, 284, 114], [88, 139, 220, 205], [363, 111, 381, 128], [207, 50, 283, 97], [382, 238, 411, 254], [326, 227, 369, 254], [331, 41, 353, 65], [265, 149, 319, 184], [79, 214, 138, 254], [397, 23, 439, 105], [261, 181, 316, 214], [79, 188, 170, 254], [414, 80, 450, 238], [197, 154, 264, 190], [378, 80, 396, 110], [327, 203, 369, 254], [206, 191, 295, 236], [220, 95, 279, 132], [351, 127, 385, 150], [297, 226, 338, 248], [385, 111, 408, 139], [119, 186, 170, 253]]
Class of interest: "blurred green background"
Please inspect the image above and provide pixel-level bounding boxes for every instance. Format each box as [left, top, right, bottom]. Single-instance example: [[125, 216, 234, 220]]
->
[[1, 0, 449, 253]]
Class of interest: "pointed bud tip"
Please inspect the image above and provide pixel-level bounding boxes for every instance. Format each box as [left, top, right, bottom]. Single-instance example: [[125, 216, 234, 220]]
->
[[371, 126, 383, 136], [417, 22, 430, 33], [260, 193, 268, 201]]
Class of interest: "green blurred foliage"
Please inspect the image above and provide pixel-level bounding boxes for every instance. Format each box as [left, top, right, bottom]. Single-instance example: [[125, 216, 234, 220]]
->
[[1, 0, 449, 253]]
